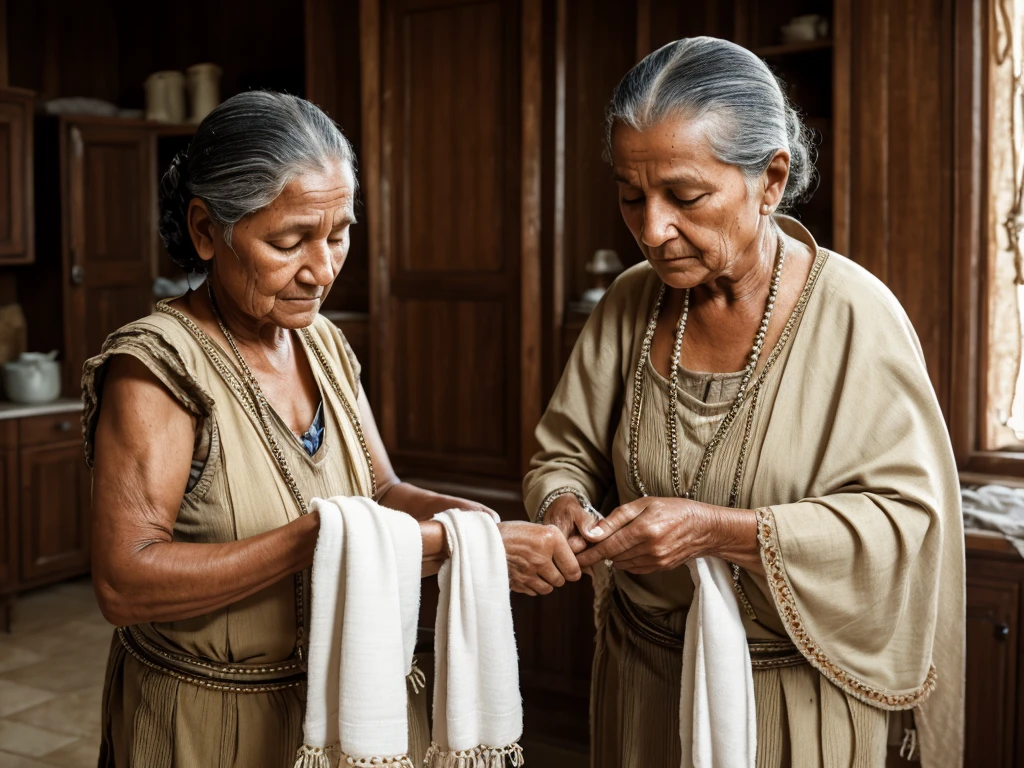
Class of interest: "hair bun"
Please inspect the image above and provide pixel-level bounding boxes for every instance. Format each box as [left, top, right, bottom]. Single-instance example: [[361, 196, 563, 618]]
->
[[157, 148, 204, 273], [781, 106, 817, 207]]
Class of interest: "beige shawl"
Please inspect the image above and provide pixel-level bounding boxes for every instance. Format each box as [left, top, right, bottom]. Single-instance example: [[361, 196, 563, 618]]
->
[[523, 219, 965, 766]]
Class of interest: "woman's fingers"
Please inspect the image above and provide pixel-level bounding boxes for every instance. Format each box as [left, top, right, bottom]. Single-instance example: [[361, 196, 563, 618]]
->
[[581, 500, 643, 542], [576, 525, 642, 568], [550, 535, 583, 582], [567, 533, 589, 554]]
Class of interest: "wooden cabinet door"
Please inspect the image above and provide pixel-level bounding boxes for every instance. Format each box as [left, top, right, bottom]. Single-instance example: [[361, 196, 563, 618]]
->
[[0, 88, 34, 265], [965, 578, 1019, 767], [0, 422, 17, 593], [63, 121, 156, 395], [18, 441, 91, 584]]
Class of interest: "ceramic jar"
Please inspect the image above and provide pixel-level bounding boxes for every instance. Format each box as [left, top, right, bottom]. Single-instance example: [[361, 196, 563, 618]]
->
[[2, 352, 61, 405], [187, 63, 222, 124], [144, 71, 186, 123]]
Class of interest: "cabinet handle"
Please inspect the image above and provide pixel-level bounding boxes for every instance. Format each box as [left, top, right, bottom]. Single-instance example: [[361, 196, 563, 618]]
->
[[70, 263, 84, 285], [996, 622, 1010, 640], [55, 421, 72, 432]]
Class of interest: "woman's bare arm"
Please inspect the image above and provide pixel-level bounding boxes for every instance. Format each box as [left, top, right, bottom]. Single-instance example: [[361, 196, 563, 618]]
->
[[91, 358, 450, 625]]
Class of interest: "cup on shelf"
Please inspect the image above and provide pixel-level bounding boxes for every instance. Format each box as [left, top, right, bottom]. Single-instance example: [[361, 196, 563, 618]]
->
[[144, 70, 186, 123]]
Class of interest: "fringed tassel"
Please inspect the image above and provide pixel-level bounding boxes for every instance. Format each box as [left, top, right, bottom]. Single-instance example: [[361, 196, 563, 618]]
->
[[338, 751, 416, 767], [294, 744, 331, 768], [407, 656, 427, 695], [423, 742, 525, 768], [899, 728, 919, 761]]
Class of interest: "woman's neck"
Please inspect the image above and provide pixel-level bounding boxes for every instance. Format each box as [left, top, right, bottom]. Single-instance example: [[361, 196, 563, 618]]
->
[[690, 220, 778, 308], [205, 280, 290, 355]]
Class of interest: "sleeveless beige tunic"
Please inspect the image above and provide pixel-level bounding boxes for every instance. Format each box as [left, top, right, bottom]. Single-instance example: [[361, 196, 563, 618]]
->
[[82, 308, 429, 768]]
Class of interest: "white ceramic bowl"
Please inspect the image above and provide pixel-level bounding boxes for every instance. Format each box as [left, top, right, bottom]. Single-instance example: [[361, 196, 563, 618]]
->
[[2, 359, 61, 404]]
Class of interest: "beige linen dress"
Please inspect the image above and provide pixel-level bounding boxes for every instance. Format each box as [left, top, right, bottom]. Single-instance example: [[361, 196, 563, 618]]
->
[[523, 217, 965, 768], [82, 307, 429, 768]]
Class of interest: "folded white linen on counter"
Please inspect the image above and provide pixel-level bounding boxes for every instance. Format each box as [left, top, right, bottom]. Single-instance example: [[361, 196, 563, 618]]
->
[[961, 484, 1024, 557]]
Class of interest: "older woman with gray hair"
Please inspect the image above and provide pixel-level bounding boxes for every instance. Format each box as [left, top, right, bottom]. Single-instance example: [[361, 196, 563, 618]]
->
[[525, 37, 964, 766], [84, 91, 578, 767]]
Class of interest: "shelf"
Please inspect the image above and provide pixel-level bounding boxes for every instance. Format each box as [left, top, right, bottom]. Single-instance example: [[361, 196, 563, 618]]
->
[[753, 39, 833, 58]]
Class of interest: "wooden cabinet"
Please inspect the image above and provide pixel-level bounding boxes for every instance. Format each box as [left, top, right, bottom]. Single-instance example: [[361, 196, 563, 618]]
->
[[0, 404, 91, 632], [964, 536, 1024, 766], [19, 117, 156, 395], [0, 87, 34, 265]]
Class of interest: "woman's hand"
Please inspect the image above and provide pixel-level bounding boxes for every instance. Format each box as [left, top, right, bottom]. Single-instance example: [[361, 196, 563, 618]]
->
[[543, 494, 602, 554], [574, 497, 762, 575], [499, 521, 582, 596]]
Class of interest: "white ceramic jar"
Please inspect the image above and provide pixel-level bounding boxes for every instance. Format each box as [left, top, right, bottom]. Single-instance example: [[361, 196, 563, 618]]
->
[[144, 71, 186, 123], [187, 63, 223, 124], [2, 352, 61, 405]]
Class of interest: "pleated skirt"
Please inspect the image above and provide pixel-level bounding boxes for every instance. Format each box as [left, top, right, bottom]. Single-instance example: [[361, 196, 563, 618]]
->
[[590, 600, 890, 768]]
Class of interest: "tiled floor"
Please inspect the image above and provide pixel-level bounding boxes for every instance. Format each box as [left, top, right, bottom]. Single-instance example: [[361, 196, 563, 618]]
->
[[0, 578, 587, 768], [0, 578, 110, 768]]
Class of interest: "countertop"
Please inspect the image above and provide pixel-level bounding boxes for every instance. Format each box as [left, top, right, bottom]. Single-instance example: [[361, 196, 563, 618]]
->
[[0, 398, 83, 421]]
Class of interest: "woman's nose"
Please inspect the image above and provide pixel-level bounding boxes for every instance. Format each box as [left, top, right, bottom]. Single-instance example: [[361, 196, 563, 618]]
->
[[301, 241, 338, 286], [641, 197, 678, 248]]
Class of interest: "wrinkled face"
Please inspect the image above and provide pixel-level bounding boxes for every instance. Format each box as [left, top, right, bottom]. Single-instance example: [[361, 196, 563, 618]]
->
[[612, 117, 764, 290], [203, 159, 356, 329]]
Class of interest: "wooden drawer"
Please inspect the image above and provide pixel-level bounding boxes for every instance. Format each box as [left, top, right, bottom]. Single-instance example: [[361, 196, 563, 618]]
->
[[18, 412, 81, 447]]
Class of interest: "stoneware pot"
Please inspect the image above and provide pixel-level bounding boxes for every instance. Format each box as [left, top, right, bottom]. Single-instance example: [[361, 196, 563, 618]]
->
[[187, 63, 222, 124], [2, 351, 61, 405]]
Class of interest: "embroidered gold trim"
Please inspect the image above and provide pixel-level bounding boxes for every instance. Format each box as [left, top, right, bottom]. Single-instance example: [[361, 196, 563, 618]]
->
[[755, 507, 937, 710], [117, 628, 303, 693]]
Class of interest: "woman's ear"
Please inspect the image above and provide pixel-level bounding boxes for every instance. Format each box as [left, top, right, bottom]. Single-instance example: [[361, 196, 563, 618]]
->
[[187, 199, 218, 265], [761, 148, 791, 213]]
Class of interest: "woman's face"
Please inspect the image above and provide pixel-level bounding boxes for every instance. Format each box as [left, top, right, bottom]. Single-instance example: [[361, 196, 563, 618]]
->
[[611, 116, 784, 290], [192, 159, 356, 329]]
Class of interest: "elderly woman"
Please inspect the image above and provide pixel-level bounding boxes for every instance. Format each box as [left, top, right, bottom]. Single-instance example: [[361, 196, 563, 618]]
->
[[84, 91, 578, 768], [524, 37, 964, 767]]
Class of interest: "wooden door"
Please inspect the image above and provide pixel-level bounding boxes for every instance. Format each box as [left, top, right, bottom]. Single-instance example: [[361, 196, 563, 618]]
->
[[63, 121, 156, 395], [370, 0, 541, 482], [18, 440, 91, 584], [964, 578, 1019, 767], [0, 88, 34, 265]]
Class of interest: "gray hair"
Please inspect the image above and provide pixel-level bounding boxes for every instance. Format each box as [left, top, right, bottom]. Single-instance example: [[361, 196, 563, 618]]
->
[[158, 91, 357, 273], [605, 36, 815, 207]]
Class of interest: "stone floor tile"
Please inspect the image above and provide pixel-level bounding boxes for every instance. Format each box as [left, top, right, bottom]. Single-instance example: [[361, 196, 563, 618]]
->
[[0, 681, 56, 718], [0, 721, 76, 759]]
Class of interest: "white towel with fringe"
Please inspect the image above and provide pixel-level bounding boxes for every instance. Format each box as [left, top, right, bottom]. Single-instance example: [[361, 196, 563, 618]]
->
[[425, 509, 523, 768], [678, 557, 757, 768], [295, 496, 423, 768]]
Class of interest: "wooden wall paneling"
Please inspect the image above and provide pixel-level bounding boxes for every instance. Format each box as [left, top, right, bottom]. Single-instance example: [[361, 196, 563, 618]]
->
[[0, 425, 14, 633], [521, 0, 543, 473], [832, 0, 852, 256], [378, 0, 524, 481], [0, 0, 8, 89], [360, 0, 385, 410], [306, 0, 370, 316], [541, 0, 565, 402]]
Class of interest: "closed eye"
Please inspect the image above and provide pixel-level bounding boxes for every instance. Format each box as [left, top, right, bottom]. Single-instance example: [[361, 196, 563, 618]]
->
[[271, 240, 302, 253], [673, 192, 707, 206]]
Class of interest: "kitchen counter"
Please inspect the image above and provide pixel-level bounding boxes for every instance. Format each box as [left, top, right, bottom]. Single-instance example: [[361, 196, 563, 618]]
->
[[0, 398, 83, 421]]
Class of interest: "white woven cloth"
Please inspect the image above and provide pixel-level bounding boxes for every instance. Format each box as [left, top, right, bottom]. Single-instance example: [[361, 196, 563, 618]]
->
[[296, 496, 422, 768], [678, 557, 756, 768], [426, 509, 524, 768]]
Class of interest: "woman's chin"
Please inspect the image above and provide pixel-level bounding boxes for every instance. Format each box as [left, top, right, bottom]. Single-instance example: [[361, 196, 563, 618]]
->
[[648, 259, 708, 290], [274, 299, 322, 328]]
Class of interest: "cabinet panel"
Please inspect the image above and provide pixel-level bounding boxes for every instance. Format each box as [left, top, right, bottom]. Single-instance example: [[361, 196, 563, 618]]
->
[[0, 447, 16, 592], [64, 122, 156, 395], [19, 441, 91, 584], [965, 577, 1018, 768], [0, 88, 34, 264]]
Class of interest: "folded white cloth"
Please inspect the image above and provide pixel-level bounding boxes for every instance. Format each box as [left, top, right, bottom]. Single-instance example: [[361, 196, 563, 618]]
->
[[296, 496, 422, 768], [426, 509, 524, 768], [678, 557, 756, 768], [962, 484, 1024, 557]]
